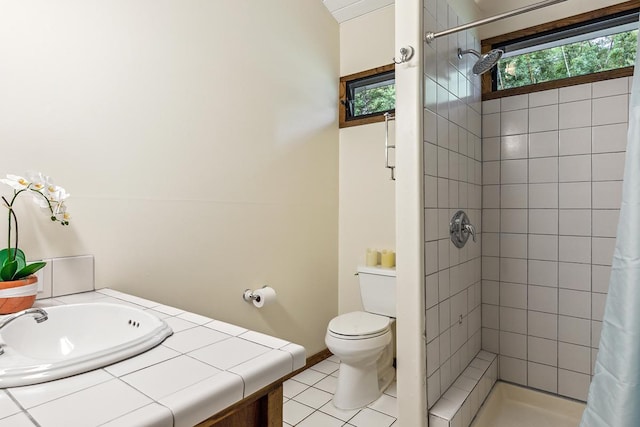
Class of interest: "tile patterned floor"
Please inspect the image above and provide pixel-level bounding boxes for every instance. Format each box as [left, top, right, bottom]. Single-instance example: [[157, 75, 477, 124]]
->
[[283, 355, 398, 427]]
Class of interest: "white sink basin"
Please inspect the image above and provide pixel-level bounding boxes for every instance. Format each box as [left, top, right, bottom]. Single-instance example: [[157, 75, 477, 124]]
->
[[0, 303, 173, 388]]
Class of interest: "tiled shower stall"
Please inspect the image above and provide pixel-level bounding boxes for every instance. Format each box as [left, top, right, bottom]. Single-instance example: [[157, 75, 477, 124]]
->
[[423, 0, 484, 410], [480, 77, 629, 400], [422, 0, 629, 421]]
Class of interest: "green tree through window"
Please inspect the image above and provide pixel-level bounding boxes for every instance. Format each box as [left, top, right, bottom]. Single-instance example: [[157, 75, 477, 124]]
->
[[353, 84, 396, 116], [496, 29, 638, 90]]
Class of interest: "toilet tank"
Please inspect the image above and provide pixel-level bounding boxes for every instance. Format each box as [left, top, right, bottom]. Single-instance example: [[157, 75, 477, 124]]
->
[[358, 266, 396, 317]]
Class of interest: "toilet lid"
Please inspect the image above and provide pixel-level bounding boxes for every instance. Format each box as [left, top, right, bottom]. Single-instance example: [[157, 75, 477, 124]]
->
[[328, 311, 390, 337]]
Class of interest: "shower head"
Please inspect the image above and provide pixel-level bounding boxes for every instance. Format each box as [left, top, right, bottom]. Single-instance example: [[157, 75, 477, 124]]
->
[[457, 48, 504, 75]]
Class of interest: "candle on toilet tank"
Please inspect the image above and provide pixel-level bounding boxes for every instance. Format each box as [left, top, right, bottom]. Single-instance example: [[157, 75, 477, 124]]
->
[[366, 249, 379, 266], [381, 250, 395, 268]]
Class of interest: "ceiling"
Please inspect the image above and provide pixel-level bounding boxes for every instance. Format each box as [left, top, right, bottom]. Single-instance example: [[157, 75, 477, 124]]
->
[[322, 0, 394, 23], [320, 0, 545, 23], [323, 0, 627, 38]]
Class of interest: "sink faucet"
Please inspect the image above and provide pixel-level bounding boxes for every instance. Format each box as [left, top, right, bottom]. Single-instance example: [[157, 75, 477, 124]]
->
[[0, 308, 48, 355]]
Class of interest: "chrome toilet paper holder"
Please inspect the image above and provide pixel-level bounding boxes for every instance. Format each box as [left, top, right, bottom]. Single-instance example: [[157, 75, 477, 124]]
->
[[242, 286, 268, 303]]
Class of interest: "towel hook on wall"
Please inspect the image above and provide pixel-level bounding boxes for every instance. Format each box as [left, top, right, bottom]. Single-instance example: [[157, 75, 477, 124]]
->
[[393, 46, 415, 64]]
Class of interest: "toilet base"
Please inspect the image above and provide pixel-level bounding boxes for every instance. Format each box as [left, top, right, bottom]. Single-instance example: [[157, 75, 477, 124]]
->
[[332, 343, 395, 410]]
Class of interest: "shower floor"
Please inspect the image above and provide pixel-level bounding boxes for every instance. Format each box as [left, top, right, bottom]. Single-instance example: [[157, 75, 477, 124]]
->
[[471, 382, 586, 427]]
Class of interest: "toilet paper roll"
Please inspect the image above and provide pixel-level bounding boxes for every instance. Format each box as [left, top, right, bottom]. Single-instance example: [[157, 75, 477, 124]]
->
[[253, 286, 277, 308]]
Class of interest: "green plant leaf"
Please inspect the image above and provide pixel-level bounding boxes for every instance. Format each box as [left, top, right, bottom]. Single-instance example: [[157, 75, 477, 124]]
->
[[14, 262, 46, 280], [0, 260, 18, 281], [0, 248, 26, 266]]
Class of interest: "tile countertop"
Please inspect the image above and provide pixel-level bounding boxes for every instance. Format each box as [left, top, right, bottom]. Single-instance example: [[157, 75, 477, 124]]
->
[[0, 289, 306, 427]]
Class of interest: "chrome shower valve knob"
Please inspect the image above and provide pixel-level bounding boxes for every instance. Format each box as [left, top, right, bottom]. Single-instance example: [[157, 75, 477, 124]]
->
[[450, 210, 477, 249]]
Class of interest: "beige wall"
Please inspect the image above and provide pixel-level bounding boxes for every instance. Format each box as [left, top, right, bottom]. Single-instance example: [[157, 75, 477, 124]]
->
[[0, 0, 339, 355], [338, 6, 396, 315]]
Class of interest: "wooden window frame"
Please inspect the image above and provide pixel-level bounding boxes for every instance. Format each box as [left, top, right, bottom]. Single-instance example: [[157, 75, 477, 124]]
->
[[481, 1, 639, 101], [339, 63, 395, 128]]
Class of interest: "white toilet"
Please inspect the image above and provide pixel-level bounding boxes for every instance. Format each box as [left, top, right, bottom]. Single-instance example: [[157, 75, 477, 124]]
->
[[325, 266, 396, 409]]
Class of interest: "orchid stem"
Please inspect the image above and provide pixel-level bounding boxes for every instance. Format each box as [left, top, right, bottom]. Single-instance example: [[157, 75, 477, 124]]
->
[[3, 196, 10, 262], [9, 207, 18, 262]]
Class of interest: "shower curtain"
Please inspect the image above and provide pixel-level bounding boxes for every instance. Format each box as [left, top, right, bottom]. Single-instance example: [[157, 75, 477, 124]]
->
[[580, 27, 640, 427]]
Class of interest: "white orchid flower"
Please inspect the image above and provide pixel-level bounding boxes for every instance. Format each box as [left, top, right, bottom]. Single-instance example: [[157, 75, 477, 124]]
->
[[25, 171, 51, 192], [0, 171, 71, 281], [52, 201, 70, 223], [0, 174, 30, 191], [47, 185, 70, 203]]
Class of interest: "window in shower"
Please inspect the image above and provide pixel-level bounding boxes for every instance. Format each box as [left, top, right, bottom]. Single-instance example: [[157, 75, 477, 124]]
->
[[481, 2, 639, 100], [339, 64, 395, 128]]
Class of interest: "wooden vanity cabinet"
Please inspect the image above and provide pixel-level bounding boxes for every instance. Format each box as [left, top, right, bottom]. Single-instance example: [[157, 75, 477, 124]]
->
[[195, 381, 283, 427]]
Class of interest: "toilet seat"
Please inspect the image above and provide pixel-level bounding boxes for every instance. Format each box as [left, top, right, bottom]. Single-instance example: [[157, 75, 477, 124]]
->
[[328, 311, 391, 339]]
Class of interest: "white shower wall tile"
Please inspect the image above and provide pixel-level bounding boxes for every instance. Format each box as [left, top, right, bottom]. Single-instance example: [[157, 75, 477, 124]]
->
[[559, 155, 591, 182], [559, 236, 591, 264], [499, 234, 527, 259], [499, 307, 526, 334], [528, 336, 557, 366], [501, 94, 528, 112], [482, 99, 501, 114], [499, 331, 526, 359], [559, 127, 592, 155], [592, 78, 628, 98], [501, 160, 528, 184], [592, 181, 623, 209], [528, 157, 558, 183], [529, 131, 558, 158], [500, 282, 527, 309], [528, 183, 558, 208], [529, 210, 558, 235], [529, 104, 559, 133], [501, 134, 528, 159], [592, 265, 611, 293], [592, 237, 616, 266], [558, 369, 591, 401], [592, 210, 620, 237], [499, 356, 526, 385], [559, 209, 591, 236], [592, 123, 628, 153], [559, 289, 591, 319], [529, 89, 558, 107], [592, 152, 625, 181], [528, 234, 558, 261], [559, 182, 591, 209], [559, 100, 592, 129], [501, 184, 528, 209], [558, 342, 591, 374], [559, 83, 592, 103], [559, 316, 591, 347], [527, 362, 558, 394], [592, 94, 628, 126], [528, 311, 558, 341], [482, 137, 500, 160], [499, 258, 527, 284], [495, 210, 520, 234], [528, 260, 558, 287], [558, 262, 591, 291], [501, 110, 528, 136], [592, 293, 607, 322]]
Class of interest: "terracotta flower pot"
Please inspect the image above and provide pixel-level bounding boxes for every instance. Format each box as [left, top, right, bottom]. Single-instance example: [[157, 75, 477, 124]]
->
[[0, 275, 38, 314]]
